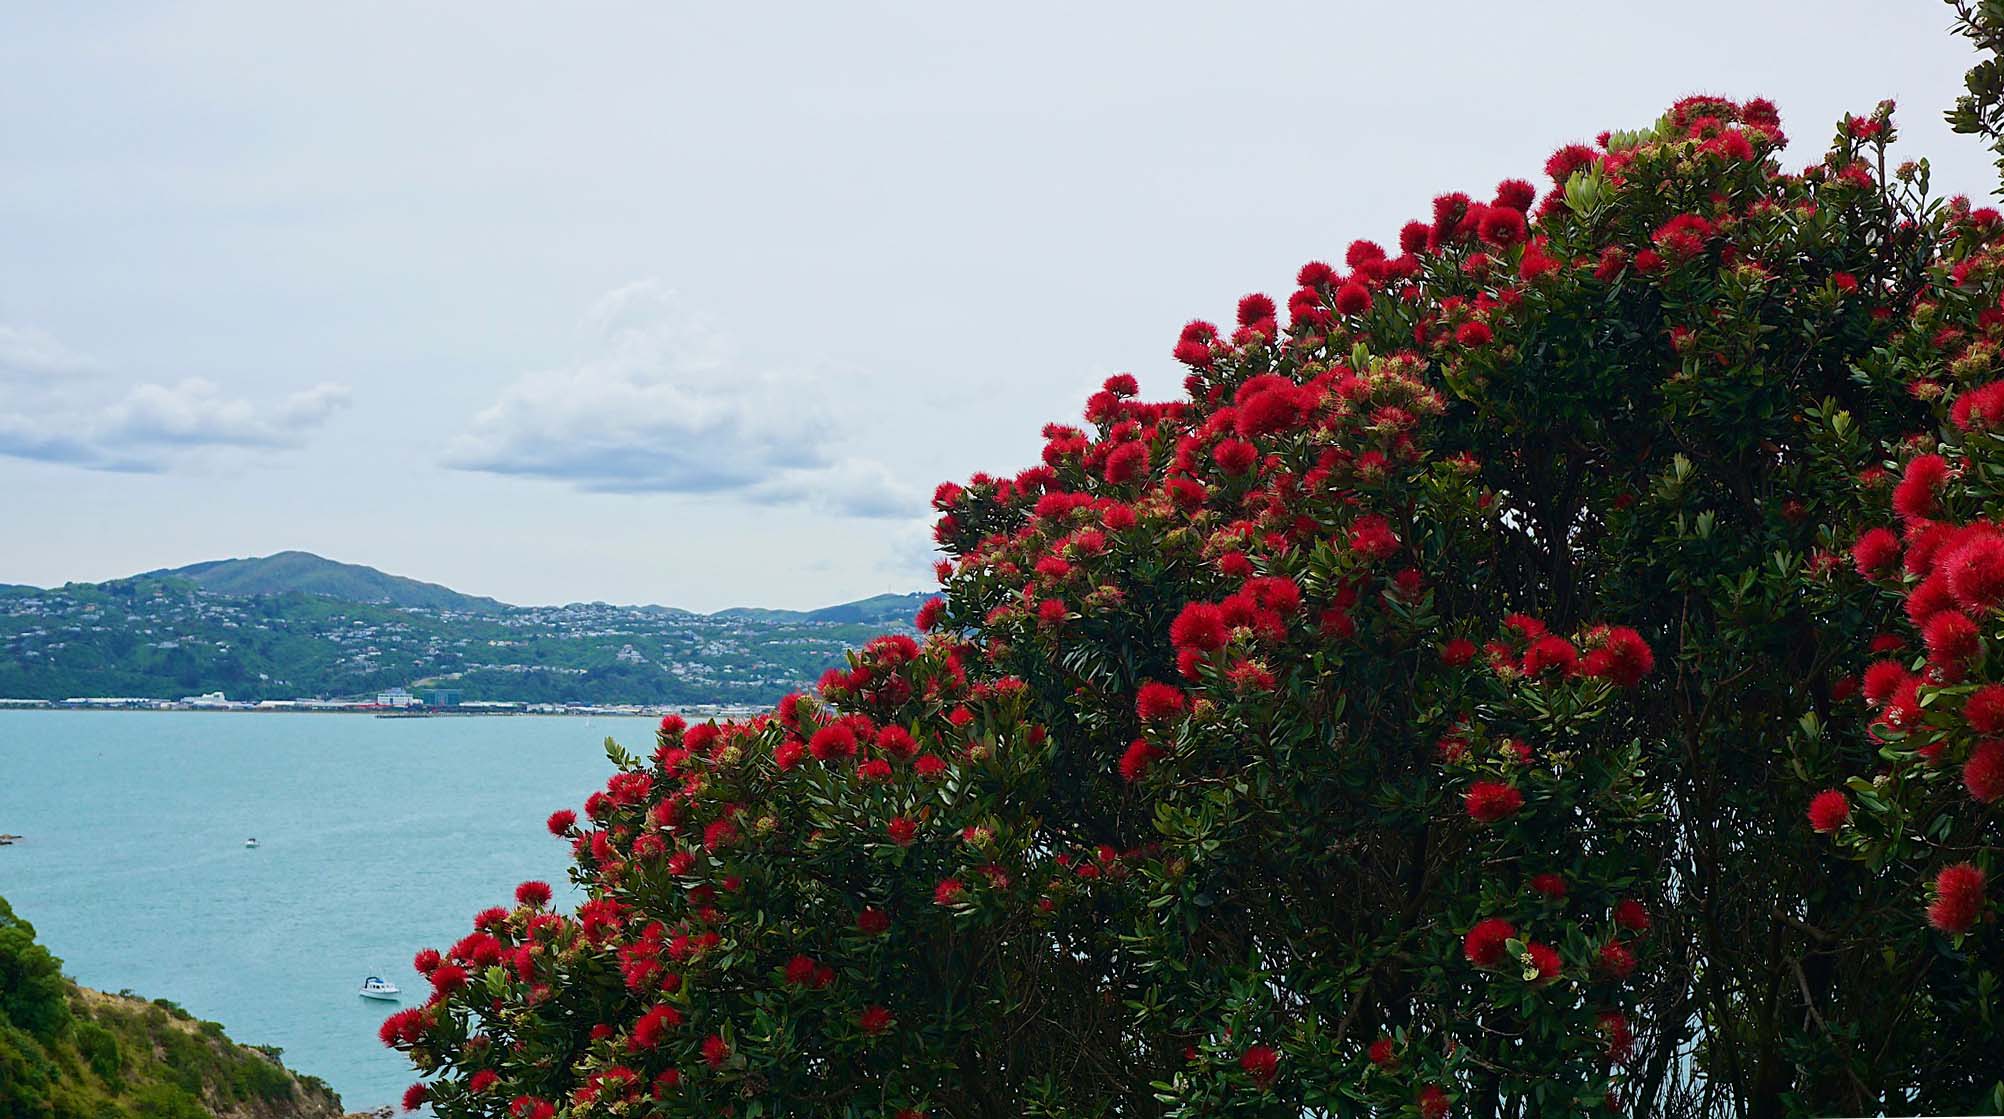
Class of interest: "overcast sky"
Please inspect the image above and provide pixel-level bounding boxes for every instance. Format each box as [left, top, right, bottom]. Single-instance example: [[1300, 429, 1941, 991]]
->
[[0, 1, 1988, 611]]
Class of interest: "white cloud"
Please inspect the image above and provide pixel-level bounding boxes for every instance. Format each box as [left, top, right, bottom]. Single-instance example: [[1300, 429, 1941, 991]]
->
[[445, 280, 921, 519], [0, 326, 352, 471], [0, 323, 96, 379]]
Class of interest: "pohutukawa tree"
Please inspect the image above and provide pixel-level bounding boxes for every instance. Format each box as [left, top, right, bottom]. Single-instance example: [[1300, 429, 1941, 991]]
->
[[385, 79, 2003, 1119]]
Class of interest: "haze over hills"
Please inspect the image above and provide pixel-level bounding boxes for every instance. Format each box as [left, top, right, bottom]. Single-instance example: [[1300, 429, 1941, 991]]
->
[[2, 554, 931, 706]]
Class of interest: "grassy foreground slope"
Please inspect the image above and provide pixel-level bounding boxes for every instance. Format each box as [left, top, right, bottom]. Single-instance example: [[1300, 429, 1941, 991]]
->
[[0, 895, 344, 1119]]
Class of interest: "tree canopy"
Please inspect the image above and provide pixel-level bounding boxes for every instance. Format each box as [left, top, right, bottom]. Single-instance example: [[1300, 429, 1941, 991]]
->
[[388, 91, 2004, 1119]]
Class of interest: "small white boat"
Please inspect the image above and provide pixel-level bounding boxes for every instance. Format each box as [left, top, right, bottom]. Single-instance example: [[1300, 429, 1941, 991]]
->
[[244, 838, 260, 848], [358, 977, 401, 1001]]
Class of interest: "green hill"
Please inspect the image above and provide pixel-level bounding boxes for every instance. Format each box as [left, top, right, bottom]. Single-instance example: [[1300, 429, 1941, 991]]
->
[[802, 592, 933, 624], [140, 552, 508, 614], [713, 592, 931, 626], [0, 895, 344, 1119]]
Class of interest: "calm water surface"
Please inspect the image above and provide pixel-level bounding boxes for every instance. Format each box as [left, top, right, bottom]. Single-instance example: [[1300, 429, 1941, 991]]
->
[[0, 709, 651, 1111]]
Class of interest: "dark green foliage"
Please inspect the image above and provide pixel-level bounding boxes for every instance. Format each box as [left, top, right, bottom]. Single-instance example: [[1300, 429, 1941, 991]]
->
[[0, 899, 68, 1040]]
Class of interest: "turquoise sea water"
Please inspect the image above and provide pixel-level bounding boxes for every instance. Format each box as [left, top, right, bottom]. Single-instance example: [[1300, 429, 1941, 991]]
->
[[0, 709, 652, 1111]]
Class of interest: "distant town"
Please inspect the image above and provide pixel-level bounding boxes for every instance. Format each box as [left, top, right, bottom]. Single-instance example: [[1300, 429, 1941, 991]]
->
[[0, 551, 928, 712], [0, 688, 764, 719]]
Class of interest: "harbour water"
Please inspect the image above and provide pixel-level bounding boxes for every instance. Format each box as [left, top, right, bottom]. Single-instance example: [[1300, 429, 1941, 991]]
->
[[0, 709, 655, 1111]]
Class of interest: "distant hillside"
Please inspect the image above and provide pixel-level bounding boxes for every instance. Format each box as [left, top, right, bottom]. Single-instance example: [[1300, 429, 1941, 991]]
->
[[805, 592, 933, 625], [141, 552, 509, 614], [714, 592, 931, 627], [0, 577, 929, 707]]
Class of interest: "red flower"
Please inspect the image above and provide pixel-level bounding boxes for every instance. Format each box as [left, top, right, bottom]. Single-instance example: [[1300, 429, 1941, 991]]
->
[[1598, 940, 1637, 980], [1419, 1084, 1451, 1119], [1334, 281, 1372, 316], [1136, 682, 1187, 721], [1493, 178, 1537, 212], [810, 724, 858, 762], [1213, 438, 1258, 474], [1525, 942, 1561, 981], [1862, 660, 1912, 707], [1478, 206, 1528, 247], [703, 818, 738, 852], [1952, 380, 2004, 431], [1582, 625, 1654, 686], [1104, 442, 1149, 486], [701, 1033, 731, 1068], [1613, 899, 1651, 933], [1545, 143, 1597, 183], [783, 955, 820, 987], [1297, 260, 1336, 287], [1851, 527, 1902, 577], [1941, 532, 2004, 610], [1530, 873, 1567, 898], [1346, 239, 1386, 268], [1367, 1037, 1396, 1067], [858, 1005, 895, 1035], [381, 1008, 427, 1048], [632, 1004, 682, 1048], [516, 880, 553, 908], [1599, 1011, 1635, 1063], [1807, 789, 1851, 833], [469, 1070, 500, 1093], [1236, 293, 1277, 330], [430, 962, 469, 994], [1439, 637, 1476, 666], [1119, 737, 1163, 782], [1521, 636, 1580, 677], [1239, 1044, 1280, 1087], [915, 597, 946, 631], [546, 809, 577, 835], [1399, 221, 1430, 255], [1966, 685, 2004, 733], [1964, 740, 2004, 802], [1923, 610, 1980, 671], [886, 816, 918, 845], [1892, 454, 1949, 520], [401, 1083, 429, 1112], [857, 907, 890, 935], [1465, 781, 1525, 823], [1463, 917, 1517, 967], [1652, 213, 1715, 259], [934, 878, 966, 906], [1455, 321, 1493, 347], [914, 754, 948, 780], [1928, 863, 1986, 934], [1170, 602, 1230, 652], [1234, 375, 1314, 437], [1347, 515, 1401, 561]]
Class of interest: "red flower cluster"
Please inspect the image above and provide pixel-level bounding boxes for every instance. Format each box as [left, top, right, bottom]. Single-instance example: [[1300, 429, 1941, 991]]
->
[[1928, 863, 1986, 934], [1463, 917, 1517, 967], [1807, 790, 1851, 834], [1239, 1044, 1280, 1087]]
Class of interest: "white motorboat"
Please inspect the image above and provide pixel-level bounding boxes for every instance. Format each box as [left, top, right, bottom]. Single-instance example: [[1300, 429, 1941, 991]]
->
[[244, 838, 260, 848], [358, 976, 401, 1001]]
